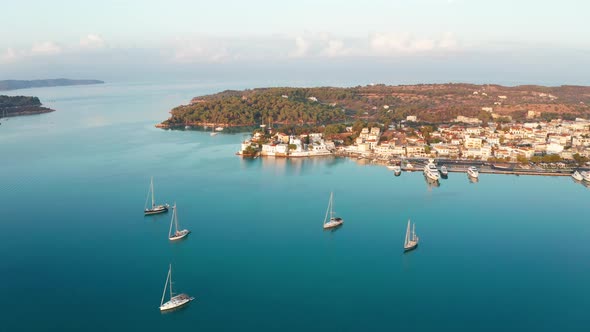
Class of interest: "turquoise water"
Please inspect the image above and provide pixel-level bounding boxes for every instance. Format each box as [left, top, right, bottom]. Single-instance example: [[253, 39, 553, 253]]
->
[[1, 82, 589, 331]]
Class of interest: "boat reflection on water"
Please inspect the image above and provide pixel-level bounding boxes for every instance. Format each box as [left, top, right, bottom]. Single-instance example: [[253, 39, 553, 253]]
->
[[469, 176, 479, 184]]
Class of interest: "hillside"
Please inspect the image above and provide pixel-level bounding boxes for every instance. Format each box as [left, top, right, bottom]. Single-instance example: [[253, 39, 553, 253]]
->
[[0, 95, 54, 118], [0, 79, 104, 91], [160, 84, 590, 128]]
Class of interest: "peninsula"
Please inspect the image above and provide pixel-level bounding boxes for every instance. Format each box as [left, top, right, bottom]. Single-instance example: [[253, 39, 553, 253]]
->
[[0, 79, 104, 91], [159, 83, 590, 173], [0, 95, 54, 118]]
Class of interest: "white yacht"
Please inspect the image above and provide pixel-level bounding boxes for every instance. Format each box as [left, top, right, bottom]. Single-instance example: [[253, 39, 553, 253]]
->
[[406, 163, 414, 172], [403, 219, 419, 252], [467, 166, 479, 179], [393, 165, 402, 176], [144, 177, 169, 215], [323, 192, 343, 229], [168, 204, 190, 241], [423, 161, 440, 181], [582, 171, 590, 182], [572, 170, 584, 181], [440, 165, 449, 178], [159, 264, 194, 312]]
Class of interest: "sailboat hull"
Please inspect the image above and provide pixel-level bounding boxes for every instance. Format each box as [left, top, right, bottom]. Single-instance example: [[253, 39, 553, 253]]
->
[[159, 294, 194, 311], [404, 243, 418, 252], [145, 205, 169, 215], [169, 229, 190, 241], [323, 219, 344, 229]]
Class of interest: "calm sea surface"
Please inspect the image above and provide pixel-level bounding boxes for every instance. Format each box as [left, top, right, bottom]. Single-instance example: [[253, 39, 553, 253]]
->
[[1, 82, 589, 331]]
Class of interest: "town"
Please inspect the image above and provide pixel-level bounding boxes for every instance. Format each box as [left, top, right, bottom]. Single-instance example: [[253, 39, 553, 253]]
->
[[238, 109, 590, 172]]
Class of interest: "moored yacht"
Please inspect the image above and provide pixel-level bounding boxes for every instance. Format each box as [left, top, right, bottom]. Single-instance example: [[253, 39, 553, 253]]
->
[[572, 170, 583, 181], [323, 192, 343, 229], [582, 171, 590, 182], [144, 177, 169, 215], [423, 161, 440, 181], [405, 163, 414, 172], [168, 203, 190, 241], [393, 165, 402, 176], [403, 219, 419, 252], [440, 165, 449, 178], [467, 166, 479, 179], [159, 264, 194, 312]]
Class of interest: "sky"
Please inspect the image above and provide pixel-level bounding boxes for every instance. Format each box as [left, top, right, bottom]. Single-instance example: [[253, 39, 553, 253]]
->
[[1, 0, 590, 85]]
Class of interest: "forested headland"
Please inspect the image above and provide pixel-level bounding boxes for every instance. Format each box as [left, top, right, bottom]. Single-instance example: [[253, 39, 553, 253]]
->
[[159, 84, 590, 129]]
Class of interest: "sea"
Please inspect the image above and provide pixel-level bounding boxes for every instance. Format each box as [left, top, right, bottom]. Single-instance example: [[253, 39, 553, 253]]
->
[[1, 81, 589, 331]]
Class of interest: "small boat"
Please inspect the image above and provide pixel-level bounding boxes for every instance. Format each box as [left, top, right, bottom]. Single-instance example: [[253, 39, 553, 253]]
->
[[387, 165, 396, 170], [144, 177, 169, 215], [492, 163, 514, 171], [572, 170, 584, 181], [406, 163, 414, 172], [184, 125, 191, 129], [467, 166, 479, 179], [423, 161, 440, 181], [323, 192, 343, 229], [159, 264, 194, 312], [215, 126, 224, 132], [582, 171, 590, 182], [393, 166, 402, 176], [440, 165, 449, 178], [168, 203, 190, 241], [403, 219, 419, 252]]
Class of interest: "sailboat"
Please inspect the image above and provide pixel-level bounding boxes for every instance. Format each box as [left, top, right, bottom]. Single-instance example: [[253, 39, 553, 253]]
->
[[144, 177, 169, 215], [323, 192, 344, 229], [403, 219, 419, 252], [169, 203, 190, 241], [210, 124, 218, 136], [159, 264, 194, 312]]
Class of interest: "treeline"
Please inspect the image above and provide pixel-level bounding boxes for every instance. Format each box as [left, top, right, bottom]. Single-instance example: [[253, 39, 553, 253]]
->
[[0, 95, 53, 118], [165, 88, 346, 126], [0, 95, 41, 108], [162, 84, 590, 127]]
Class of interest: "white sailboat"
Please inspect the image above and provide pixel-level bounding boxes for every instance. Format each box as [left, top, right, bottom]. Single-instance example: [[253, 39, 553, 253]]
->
[[403, 219, 419, 252], [169, 203, 190, 241], [144, 177, 169, 215], [159, 264, 194, 312], [210, 124, 218, 136], [323, 192, 343, 229]]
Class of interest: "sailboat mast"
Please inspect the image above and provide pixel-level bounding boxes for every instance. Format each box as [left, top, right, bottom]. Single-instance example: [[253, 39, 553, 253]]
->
[[168, 205, 176, 238], [412, 223, 416, 241], [151, 177, 155, 207], [161, 266, 171, 306], [174, 205, 179, 233], [330, 192, 334, 219], [404, 219, 410, 245], [169, 264, 173, 299]]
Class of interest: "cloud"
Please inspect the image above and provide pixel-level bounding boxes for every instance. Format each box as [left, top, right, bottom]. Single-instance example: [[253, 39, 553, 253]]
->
[[320, 40, 350, 57], [290, 36, 311, 57], [171, 38, 231, 63], [30, 41, 62, 55], [369, 32, 458, 55], [0, 48, 19, 63], [80, 34, 106, 49]]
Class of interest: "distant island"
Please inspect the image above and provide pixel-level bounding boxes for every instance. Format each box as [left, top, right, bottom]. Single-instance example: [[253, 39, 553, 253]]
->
[[0, 95, 54, 118], [0, 79, 104, 91], [158, 84, 590, 129]]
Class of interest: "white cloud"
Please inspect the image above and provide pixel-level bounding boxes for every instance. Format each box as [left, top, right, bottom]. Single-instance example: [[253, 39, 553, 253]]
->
[[290, 36, 311, 57], [80, 34, 105, 49], [320, 40, 350, 57], [0, 48, 19, 63], [171, 39, 231, 63], [31, 41, 62, 56], [369, 32, 459, 55]]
